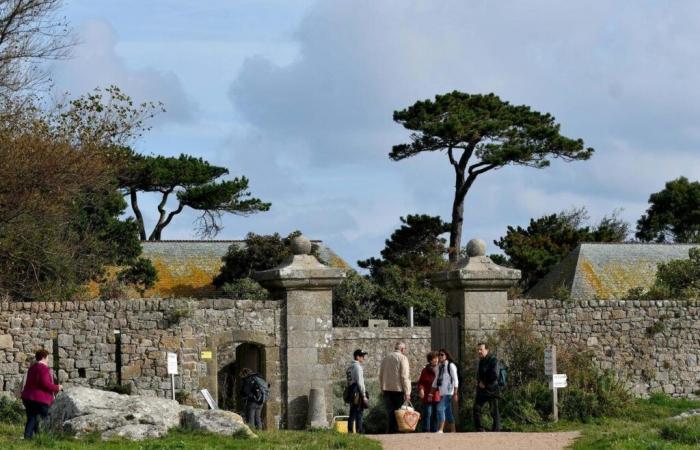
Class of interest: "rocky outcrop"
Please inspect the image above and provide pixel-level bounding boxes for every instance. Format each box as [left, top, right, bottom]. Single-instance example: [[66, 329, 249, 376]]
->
[[181, 409, 256, 438], [48, 386, 255, 441]]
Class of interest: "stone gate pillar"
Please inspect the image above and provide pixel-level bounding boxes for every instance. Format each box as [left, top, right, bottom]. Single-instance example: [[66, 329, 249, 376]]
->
[[432, 239, 521, 363], [254, 235, 345, 429]]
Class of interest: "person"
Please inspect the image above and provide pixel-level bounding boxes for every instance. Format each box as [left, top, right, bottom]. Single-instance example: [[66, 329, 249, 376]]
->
[[346, 349, 369, 433], [417, 351, 440, 432], [378, 341, 411, 433], [20, 349, 62, 439], [433, 348, 459, 433], [473, 342, 500, 432], [240, 368, 269, 430]]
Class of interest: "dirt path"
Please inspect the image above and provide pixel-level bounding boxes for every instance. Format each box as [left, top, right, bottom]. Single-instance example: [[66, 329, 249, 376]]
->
[[368, 431, 581, 450]]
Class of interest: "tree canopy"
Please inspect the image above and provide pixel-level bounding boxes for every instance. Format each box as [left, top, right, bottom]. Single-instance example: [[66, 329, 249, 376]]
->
[[120, 153, 271, 240], [392, 92, 593, 263], [635, 177, 700, 243], [495, 208, 629, 289]]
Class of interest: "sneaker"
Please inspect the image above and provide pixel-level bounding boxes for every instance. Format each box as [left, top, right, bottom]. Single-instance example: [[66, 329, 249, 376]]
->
[[436, 430, 443, 433]]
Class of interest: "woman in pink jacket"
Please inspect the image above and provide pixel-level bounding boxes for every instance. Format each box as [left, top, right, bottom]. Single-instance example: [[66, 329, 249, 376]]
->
[[20, 349, 62, 439]]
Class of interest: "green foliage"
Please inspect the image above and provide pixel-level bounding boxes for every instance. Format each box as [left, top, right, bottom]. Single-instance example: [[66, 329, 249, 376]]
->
[[495, 207, 629, 289], [220, 278, 270, 300], [166, 307, 192, 327], [99, 280, 129, 301], [350, 214, 448, 326], [392, 91, 593, 262], [120, 152, 270, 240], [117, 257, 158, 295], [0, 397, 24, 424], [625, 248, 700, 300], [636, 177, 700, 243], [214, 231, 315, 286], [332, 272, 377, 327]]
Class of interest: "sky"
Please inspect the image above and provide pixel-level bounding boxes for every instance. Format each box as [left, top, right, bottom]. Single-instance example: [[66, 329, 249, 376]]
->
[[51, 0, 700, 268]]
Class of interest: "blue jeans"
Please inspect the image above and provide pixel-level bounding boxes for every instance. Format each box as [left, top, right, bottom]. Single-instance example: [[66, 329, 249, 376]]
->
[[436, 394, 454, 426], [348, 403, 364, 433], [421, 402, 437, 432]]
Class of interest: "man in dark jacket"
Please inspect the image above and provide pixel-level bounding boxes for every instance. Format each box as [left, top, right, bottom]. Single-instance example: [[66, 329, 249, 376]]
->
[[473, 342, 500, 431]]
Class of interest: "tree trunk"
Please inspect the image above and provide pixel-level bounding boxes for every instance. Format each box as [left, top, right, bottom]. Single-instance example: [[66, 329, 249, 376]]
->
[[449, 195, 464, 265], [130, 188, 146, 241]]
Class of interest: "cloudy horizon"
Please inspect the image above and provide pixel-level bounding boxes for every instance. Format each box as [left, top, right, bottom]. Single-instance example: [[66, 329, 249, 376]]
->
[[51, 0, 700, 268]]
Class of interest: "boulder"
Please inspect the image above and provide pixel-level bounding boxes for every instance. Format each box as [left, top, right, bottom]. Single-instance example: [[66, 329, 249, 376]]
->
[[181, 409, 257, 438], [48, 386, 256, 441]]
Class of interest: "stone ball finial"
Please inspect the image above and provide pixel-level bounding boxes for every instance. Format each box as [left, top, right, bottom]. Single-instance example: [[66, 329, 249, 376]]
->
[[291, 234, 312, 255], [466, 238, 486, 257]]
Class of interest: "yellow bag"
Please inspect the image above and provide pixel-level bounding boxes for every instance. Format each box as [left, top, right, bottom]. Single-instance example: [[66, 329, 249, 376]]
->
[[394, 402, 421, 432]]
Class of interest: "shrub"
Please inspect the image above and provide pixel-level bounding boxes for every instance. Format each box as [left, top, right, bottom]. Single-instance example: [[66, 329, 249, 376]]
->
[[220, 278, 269, 300], [117, 257, 158, 295], [99, 280, 129, 300], [0, 396, 24, 424]]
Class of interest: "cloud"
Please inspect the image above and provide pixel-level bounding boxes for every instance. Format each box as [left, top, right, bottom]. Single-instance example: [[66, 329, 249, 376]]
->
[[226, 1, 700, 262], [51, 20, 197, 124]]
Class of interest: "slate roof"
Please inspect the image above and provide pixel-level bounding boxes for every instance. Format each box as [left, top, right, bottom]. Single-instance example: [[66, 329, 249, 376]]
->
[[138, 240, 349, 298], [527, 243, 698, 300]]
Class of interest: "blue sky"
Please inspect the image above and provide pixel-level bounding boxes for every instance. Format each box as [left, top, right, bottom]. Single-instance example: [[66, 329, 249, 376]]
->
[[53, 0, 700, 268]]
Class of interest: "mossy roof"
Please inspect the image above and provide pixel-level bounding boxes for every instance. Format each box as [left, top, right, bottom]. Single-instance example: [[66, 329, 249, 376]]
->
[[527, 243, 698, 300]]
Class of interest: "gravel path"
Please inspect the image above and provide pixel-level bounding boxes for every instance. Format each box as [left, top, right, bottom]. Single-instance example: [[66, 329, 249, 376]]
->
[[368, 431, 581, 450]]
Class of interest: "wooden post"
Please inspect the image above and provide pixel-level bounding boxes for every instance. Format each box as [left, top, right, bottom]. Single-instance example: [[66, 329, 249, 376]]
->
[[551, 345, 558, 422]]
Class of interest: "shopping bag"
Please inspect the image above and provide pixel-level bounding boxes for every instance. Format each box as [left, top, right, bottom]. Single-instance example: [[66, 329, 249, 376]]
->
[[395, 401, 421, 432]]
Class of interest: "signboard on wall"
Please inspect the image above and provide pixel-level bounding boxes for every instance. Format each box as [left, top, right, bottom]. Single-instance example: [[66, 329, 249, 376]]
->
[[167, 352, 178, 375]]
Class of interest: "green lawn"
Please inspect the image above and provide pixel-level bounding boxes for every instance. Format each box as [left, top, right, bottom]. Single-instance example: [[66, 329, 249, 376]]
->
[[0, 425, 381, 450], [510, 394, 700, 449]]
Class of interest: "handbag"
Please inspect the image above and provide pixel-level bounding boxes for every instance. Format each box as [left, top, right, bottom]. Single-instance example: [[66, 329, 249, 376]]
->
[[395, 401, 421, 432], [432, 388, 441, 403]]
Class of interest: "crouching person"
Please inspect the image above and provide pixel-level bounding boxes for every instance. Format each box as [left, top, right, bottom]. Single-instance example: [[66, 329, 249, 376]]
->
[[346, 349, 369, 433], [240, 368, 269, 430]]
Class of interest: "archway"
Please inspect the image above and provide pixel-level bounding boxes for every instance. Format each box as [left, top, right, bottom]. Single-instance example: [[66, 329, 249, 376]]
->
[[217, 342, 265, 414]]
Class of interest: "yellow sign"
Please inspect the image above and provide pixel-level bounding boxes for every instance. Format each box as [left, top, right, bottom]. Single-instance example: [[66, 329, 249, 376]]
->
[[200, 351, 212, 360]]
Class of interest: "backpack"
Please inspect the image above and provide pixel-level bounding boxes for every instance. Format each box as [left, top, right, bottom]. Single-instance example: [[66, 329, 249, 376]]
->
[[497, 360, 508, 388], [247, 374, 269, 403], [342, 384, 353, 404]]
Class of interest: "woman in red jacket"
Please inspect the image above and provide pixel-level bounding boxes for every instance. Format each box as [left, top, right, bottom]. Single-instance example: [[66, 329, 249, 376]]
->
[[20, 349, 62, 439], [417, 351, 440, 432]]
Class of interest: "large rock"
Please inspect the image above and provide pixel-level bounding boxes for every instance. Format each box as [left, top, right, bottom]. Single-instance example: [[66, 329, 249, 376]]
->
[[48, 386, 256, 441], [181, 409, 257, 438]]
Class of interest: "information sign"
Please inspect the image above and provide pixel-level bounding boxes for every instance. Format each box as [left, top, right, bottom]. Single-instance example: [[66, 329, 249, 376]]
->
[[201, 389, 218, 410], [552, 374, 568, 388], [167, 352, 178, 375]]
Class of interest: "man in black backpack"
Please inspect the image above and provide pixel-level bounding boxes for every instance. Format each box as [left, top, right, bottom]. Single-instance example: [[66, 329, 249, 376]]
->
[[240, 368, 268, 430], [473, 342, 501, 432]]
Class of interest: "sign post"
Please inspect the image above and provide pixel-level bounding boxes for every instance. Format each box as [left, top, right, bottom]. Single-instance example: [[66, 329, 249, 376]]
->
[[544, 345, 558, 422], [167, 352, 178, 401]]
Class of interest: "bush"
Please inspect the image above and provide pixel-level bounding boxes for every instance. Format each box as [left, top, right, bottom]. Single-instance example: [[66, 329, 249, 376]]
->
[[99, 280, 129, 300], [332, 380, 388, 434], [220, 278, 269, 300], [117, 257, 158, 295], [0, 396, 24, 424]]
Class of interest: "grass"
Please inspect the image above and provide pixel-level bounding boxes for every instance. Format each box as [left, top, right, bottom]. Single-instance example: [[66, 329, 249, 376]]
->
[[0, 424, 381, 450], [505, 394, 700, 449]]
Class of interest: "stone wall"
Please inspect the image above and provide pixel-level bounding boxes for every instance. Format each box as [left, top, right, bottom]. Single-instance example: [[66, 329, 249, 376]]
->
[[509, 298, 700, 396], [0, 298, 284, 426], [331, 327, 432, 382]]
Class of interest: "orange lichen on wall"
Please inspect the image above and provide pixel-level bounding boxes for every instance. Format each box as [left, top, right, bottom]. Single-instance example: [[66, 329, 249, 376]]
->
[[579, 259, 612, 300], [143, 259, 220, 298]]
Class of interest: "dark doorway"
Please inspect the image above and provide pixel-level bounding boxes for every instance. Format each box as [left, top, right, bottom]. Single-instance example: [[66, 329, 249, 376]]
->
[[218, 343, 264, 413]]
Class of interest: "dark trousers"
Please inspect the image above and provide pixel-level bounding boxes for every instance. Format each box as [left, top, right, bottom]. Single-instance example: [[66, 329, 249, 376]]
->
[[348, 403, 364, 433], [473, 391, 500, 431], [383, 391, 405, 433], [244, 401, 263, 429], [23, 399, 49, 439]]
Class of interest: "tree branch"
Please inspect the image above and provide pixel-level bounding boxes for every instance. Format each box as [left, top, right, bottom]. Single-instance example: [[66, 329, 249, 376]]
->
[[129, 187, 146, 240]]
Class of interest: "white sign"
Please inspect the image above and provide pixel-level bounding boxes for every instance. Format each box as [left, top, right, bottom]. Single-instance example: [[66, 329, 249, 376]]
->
[[201, 389, 218, 410], [167, 352, 178, 375], [551, 374, 567, 388]]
